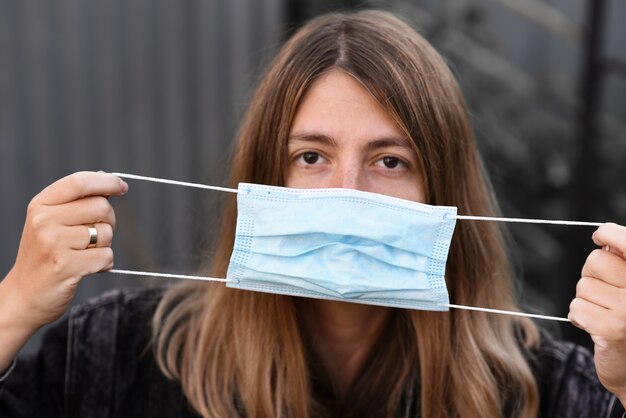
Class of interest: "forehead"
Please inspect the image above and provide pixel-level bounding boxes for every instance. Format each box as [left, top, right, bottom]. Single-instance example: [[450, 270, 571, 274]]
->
[[289, 70, 407, 145]]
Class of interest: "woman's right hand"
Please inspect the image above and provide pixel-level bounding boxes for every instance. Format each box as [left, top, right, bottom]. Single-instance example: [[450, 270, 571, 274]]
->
[[0, 172, 128, 370]]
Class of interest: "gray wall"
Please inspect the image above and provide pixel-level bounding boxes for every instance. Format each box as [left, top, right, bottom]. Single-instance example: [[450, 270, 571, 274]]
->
[[1, 0, 625, 353], [0, 0, 283, 352]]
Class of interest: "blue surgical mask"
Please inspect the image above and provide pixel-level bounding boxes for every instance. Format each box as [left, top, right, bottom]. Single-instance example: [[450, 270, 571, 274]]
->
[[226, 183, 457, 311], [111, 173, 578, 322]]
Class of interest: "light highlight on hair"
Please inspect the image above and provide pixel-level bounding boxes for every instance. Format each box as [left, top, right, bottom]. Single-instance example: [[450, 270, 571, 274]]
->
[[153, 10, 540, 418]]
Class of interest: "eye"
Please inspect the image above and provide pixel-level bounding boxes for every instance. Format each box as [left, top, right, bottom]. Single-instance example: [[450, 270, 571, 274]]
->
[[297, 151, 323, 165], [375, 156, 405, 170]]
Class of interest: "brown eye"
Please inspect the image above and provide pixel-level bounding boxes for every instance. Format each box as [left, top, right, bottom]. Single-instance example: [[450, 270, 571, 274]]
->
[[302, 152, 320, 164], [382, 156, 400, 168]]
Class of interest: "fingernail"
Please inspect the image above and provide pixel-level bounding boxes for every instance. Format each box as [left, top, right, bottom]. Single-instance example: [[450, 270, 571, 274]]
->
[[120, 179, 129, 194]]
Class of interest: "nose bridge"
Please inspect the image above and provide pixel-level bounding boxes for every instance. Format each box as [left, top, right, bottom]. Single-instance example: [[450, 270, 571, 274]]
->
[[334, 154, 364, 190]]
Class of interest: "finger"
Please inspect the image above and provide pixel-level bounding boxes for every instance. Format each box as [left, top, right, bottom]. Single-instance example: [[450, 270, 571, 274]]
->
[[67, 223, 114, 250], [35, 172, 128, 206], [72, 247, 115, 276], [575, 276, 624, 310], [581, 249, 626, 288], [53, 247, 115, 283], [568, 297, 610, 333], [568, 297, 626, 347], [593, 223, 626, 258], [49, 196, 116, 228]]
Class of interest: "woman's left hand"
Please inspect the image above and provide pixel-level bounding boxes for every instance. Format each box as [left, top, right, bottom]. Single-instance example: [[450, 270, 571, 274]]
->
[[569, 223, 626, 406]]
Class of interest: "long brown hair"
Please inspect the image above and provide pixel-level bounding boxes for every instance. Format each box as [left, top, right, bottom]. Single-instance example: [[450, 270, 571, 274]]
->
[[153, 10, 540, 418]]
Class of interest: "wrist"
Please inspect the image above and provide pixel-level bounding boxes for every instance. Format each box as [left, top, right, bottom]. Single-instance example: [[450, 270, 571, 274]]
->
[[0, 276, 43, 373], [0, 269, 51, 330], [0, 274, 44, 335]]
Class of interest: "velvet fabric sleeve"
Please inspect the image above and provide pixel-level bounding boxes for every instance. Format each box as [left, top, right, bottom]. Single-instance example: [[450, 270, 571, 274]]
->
[[2, 287, 625, 418], [0, 317, 68, 417], [0, 286, 197, 418], [532, 333, 626, 418]]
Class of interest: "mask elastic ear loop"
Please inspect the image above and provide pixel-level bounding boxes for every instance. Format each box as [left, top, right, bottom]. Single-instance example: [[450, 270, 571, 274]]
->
[[454, 214, 603, 227], [108, 268, 231, 283], [105, 268, 570, 322], [112, 172, 240, 194], [441, 303, 570, 322], [109, 173, 239, 282], [113, 173, 606, 227], [108, 172, 609, 323]]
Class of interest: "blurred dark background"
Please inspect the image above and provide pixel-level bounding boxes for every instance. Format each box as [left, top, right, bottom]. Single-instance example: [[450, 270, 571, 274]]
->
[[1, 0, 625, 353]]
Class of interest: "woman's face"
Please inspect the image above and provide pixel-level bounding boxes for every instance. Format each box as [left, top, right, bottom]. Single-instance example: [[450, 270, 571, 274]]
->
[[285, 70, 425, 203]]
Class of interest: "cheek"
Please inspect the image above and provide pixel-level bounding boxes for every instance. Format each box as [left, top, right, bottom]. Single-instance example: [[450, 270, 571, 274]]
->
[[283, 167, 314, 189], [372, 176, 425, 203], [409, 178, 426, 203], [401, 168, 427, 203], [400, 187, 426, 203], [404, 187, 425, 203]]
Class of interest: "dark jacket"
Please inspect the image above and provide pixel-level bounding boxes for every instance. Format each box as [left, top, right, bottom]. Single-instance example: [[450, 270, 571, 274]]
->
[[1, 287, 625, 418]]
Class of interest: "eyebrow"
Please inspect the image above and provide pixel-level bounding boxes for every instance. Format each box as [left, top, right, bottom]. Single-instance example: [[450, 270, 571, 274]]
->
[[288, 133, 338, 146], [363, 137, 413, 153], [288, 132, 413, 152]]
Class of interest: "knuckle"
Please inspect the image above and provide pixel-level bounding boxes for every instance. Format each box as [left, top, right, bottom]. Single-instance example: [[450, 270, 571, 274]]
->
[[586, 249, 603, 267], [29, 211, 47, 231], [106, 258, 115, 272], [69, 172, 88, 194], [95, 197, 112, 220], [583, 250, 605, 277], [38, 229, 58, 249], [567, 300, 586, 329], [98, 247, 113, 261], [26, 198, 39, 215], [569, 297, 582, 313], [28, 206, 51, 231], [575, 277, 589, 296], [103, 223, 114, 239], [103, 248, 115, 267]]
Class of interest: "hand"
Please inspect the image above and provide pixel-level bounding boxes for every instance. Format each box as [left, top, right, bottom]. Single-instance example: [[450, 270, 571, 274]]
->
[[569, 223, 626, 405], [2, 171, 128, 329]]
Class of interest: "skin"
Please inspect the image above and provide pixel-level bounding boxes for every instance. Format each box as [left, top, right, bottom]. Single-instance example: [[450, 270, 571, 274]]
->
[[285, 70, 425, 396], [0, 69, 624, 408], [285, 69, 626, 404], [569, 224, 626, 406], [0, 172, 127, 373]]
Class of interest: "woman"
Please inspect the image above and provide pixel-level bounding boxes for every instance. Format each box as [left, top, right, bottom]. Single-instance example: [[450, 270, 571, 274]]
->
[[1, 10, 625, 418]]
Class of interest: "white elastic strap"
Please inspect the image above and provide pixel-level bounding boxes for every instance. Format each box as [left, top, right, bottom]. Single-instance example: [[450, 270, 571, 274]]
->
[[443, 303, 569, 322], [108, 172, 598, 323], [112, 172, 239, 194], [107, 270, 567, 321], [109, 269, 230, 283], [114, 172, 604, 227], [454, 215, 603, 227]]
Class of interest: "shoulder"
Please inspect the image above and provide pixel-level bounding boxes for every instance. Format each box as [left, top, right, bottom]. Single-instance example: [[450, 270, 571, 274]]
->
[[64, 285, 172, 415], [66, 284, 167, 365], [530, 331, 624, 418], [69, 284, 166, 322], [531, 332, 599, 384], [3, 285, 179, 418], [66, 285, 165, 355]]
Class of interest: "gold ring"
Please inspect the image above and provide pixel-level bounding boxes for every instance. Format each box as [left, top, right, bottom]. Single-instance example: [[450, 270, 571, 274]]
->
[[86, 225, 98, 249]]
